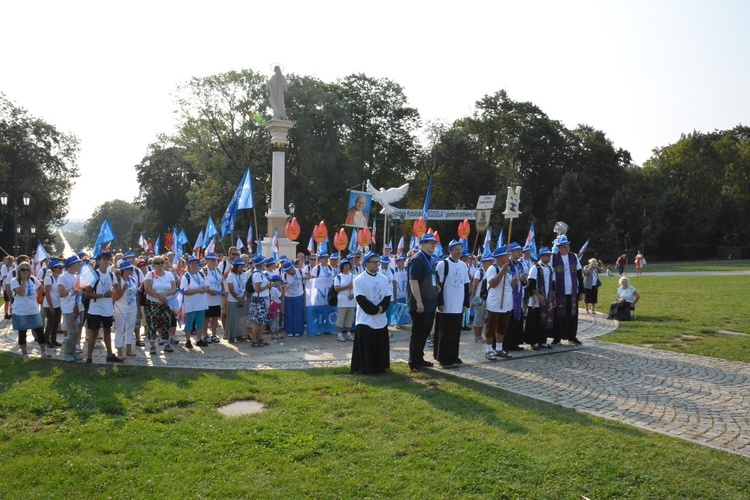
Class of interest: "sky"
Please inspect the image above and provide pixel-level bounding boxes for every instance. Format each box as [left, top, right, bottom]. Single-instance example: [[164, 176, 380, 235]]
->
[[2, 0, 749, 222]]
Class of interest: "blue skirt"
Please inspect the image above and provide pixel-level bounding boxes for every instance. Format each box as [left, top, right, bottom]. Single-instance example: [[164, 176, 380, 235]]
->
[[13, 312, 44, 331], [284, 294, 305, 335]]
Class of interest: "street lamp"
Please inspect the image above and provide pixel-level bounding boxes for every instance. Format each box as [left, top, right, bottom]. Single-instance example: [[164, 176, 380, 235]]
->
[[0, 192, 32, 256], [287, 202, 295, 222], [20, 225, 36, 255]]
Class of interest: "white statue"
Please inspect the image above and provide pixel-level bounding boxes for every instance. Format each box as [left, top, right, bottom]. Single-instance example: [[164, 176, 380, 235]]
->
[[502, 186, 522, 219], [365, 179, 409, 215], [266, 66, 288, 120]]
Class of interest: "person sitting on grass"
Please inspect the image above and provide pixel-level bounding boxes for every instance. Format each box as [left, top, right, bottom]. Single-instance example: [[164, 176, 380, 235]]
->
[[606, 277, 640, 320]]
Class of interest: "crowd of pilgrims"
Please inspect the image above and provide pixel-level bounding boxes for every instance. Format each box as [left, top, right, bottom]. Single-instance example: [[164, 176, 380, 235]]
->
[[1, 231, 589, 374]]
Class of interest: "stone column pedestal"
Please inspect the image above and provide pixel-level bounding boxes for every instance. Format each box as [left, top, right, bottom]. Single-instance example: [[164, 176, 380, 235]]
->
[[262, 119, 296, 258]]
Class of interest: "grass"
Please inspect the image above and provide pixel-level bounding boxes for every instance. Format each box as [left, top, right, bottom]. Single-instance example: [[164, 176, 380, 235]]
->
[[0, 355, 748, 499], [596, 275, 750, 363], [635, 259, 750, 273]]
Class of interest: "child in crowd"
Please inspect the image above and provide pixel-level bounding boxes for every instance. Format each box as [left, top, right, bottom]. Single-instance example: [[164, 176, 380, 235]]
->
[[269, 276, 284, 339]]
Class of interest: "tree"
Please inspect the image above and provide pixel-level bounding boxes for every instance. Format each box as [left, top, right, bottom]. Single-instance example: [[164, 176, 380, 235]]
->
[[0, 93, 79, 253], [83, 200, 143, 252]]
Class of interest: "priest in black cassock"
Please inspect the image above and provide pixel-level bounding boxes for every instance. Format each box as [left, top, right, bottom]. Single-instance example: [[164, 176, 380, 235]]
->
[[351, 252, 392, 374]]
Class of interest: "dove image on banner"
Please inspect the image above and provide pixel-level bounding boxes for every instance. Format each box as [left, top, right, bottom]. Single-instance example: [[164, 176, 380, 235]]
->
[[344, 191, 372, 228]]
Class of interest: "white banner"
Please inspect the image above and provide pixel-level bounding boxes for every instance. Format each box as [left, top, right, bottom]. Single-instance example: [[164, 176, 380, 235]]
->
[[390, 209, 476, 220]]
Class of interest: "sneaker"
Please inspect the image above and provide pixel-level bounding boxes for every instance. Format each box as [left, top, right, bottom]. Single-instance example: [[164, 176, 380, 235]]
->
[[211, 336, 220, 343], [196, 339, 208, 347], [337, 334, 346, 342], [485, 351, 497, 361], [204, 336, 213, 343], [426, 339, 435, 348], [170, 338, 180, 345], [163, 344, 174, 353], [347, 333, 355, 341], [185, 340, 193, 349], [52, 341, 62, 347], [149, 345, 157, 355], [106, 354, 124, 363], [75, 346, 83, 353]]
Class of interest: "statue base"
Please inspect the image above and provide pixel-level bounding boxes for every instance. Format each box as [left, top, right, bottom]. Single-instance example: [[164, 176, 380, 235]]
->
[[260, 235, 298, 260]]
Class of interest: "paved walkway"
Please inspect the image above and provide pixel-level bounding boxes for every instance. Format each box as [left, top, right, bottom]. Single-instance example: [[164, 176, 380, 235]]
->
[[1, 313, 748, 458]]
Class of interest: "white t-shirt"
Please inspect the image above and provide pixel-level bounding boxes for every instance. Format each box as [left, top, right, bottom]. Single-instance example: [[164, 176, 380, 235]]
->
[[436, 258, 470, 314], [36, 266, 49, 282], [394, 266, 408, 300], [485, 264, 513, 313], [145, 271, 174, 303], [472, 266, 486, 299], [250, 271, 270, 298], [558, 253, 581, 294], [0, 263, 10, 285], [334, 272, 356, 308], [87, 269, 115, 317], [114, 275, 138, 314], [58, 272, 78, 314], [528, 263, 554, 308], [180, 271, 208, 313], [226, 272, 245, 303], [11, 277, 41, 316], [204, 267, 224, 307], [283, 269, 304, 298], [311, 264, 334, 278], [270, 285, 282, 305], [353, 271, 392, 329], [44, 273, 62, 308]]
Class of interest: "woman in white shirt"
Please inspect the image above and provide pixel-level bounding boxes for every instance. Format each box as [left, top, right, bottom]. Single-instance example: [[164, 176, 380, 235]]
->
[[143, 256, 176, 355], [282, 260, 305, 337], [181, 257, 210, 348], [334, 259, 356, 342], [112, 259, 139, 358], [248, 255, 272, 347], [11, 262, 50, 359], [607, 277, 641, 320], [225, 257, 247, 343], [43, 260, 64, 349]]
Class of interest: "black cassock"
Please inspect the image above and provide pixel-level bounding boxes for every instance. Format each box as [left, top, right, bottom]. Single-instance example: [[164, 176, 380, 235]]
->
[[351, 290, 391, 375]]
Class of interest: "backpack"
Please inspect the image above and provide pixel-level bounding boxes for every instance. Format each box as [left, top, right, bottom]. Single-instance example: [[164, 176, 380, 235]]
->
[[480, 264, 500, 301], [327, 275, 339, 307]]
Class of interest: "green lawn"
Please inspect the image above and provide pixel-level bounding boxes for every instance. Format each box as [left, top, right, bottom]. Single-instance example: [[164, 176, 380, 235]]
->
[[596, 275, 750, 363], [0, 355, 748, 498], [634, 259, 750, 273]]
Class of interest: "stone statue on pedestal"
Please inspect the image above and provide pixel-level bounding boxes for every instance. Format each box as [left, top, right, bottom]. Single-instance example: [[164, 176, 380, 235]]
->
[[266, 66, 288, 120]]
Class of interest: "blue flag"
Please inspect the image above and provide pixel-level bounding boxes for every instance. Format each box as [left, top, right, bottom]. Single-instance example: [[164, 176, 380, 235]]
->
[[483, 227, 492, 256], [460, 237, 468, 253], [237, 166, 254, 209], [422, 175, 433, 223], [193, 229, 204, 253], [155, 235, 161, 255], [348, 229, 358, 254], [318, 236, 328, 255], [177, 229, 189, 246], [205, 216, 218, 244], [95, 219, 116, 247], [308, 235, 316, 254], [220, 183, 242, 238], [496, 229, 505, 251], [256, 237, 263, 257]]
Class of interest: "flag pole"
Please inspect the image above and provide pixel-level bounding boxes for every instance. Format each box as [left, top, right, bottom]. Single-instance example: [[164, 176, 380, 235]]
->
[[253, 208, 259, 255], [383, 213, 388, 253], [471, 232, 481, 256]]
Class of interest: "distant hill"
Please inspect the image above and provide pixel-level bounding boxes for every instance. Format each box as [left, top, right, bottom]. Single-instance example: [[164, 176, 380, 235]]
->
[[56, 220, 86, 234]]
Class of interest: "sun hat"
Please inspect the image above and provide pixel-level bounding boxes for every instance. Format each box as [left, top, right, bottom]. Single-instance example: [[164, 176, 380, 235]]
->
[[234, 257, 247, 267], [282, 261, 295, 272], [420, 233, 437, 244], [118, 260, 134, 272], [492, 247, 507, 258], [253, 254, 266, 266]]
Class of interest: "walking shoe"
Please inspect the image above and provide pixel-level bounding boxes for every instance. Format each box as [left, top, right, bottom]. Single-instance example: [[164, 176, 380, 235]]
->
[[185, 340, 193, 349], [52, 341, 62, 347], [106, 354, 124, 363], [337, 333, 346, 342], [426, 339, 435, 348], [163, 344, 174, 352], [196, 339, 209, 347], [149, 345, 157, 355], [347, 333, 355, 341], [170, 338, 180, 345], [485, 351, 497, 361], [570, 338, 582, 345], [211, 336, 220, 343]]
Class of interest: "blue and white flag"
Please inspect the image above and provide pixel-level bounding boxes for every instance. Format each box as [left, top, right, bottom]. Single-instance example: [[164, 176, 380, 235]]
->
[[193, 229, 204, 254], [95, 219, 116, 247], [349, 229, 358, 254], [272, 230, 279, 258], [205, 237, 216, 253], [308, 235, 315, 254], [177, 229, 189, 246], [256, 237, 263, 257], [397, 235, 405, 254], [236, 237, 245, 251], [578, 239, 590, 256], [204, 217, 218, 244], [483, 227, 492, 256], [525, 223, 538, 260], [496, 229, 505, 251], [155, 235, 161, 255], [34, 242, 49, 264], [220, 166, 254, 237]]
